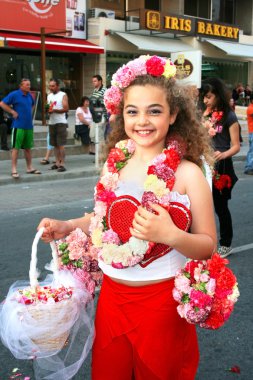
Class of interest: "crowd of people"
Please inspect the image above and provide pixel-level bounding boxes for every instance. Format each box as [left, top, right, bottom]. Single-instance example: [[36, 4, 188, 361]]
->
[[232, 82, 252, 106]]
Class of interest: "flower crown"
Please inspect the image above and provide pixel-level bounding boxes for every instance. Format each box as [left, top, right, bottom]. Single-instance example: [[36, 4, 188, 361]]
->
[[104, 55, 177, 115]]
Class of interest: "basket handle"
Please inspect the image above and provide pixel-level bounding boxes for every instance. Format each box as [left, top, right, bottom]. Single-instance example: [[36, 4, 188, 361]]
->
[[29, 227, 60, 288]]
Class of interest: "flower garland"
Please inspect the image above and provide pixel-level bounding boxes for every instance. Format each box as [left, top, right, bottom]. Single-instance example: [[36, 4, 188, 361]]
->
[[89, 139, 183, 269], [104, 55, 177, 115], [56, 228, 103, 296], [173, 253, 239, 329], [203, 109, 224, 137]]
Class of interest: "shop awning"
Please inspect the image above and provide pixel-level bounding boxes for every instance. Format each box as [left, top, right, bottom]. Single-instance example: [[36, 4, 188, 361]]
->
[[115, 32, 195, 53], [0, 32, 104, 54], [204, 38, 253, 58]]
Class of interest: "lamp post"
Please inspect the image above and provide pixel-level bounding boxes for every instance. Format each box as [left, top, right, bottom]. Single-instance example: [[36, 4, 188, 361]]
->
[[40, 27, 67, 125]]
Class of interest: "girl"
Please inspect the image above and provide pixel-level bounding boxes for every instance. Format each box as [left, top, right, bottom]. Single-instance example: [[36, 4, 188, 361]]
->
[[38, 55, 216, 380], [201, 78, 240, 258]]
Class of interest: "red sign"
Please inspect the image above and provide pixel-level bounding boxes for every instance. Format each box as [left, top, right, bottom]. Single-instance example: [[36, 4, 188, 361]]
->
[[0, 0, 66, 34]]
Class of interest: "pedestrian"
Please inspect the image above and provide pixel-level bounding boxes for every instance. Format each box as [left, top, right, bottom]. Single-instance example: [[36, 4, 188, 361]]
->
[[0, 78, 41, 179], [38, 55, 216, 380], [244, 93, 253, 175], [0, 103, 10, 151], [89, 74, 107, 154], [201, 77, 240, 258], [75, 96, 93, 152], [47, 78, 69, 172]]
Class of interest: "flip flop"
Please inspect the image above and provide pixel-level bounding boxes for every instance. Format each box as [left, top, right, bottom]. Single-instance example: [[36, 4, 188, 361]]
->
[[11, 172, 20, 179], [40, 159, 50, 165], [57, 166, 66, 172], [50, 164, 59, 170], [26, 169, 41, 175]]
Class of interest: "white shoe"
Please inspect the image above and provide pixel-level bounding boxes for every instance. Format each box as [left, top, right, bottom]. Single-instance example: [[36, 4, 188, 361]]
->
[[218, 246, 233, 258]]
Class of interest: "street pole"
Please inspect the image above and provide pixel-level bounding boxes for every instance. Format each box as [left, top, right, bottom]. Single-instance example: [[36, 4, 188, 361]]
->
[[40, 27, 46, 126]]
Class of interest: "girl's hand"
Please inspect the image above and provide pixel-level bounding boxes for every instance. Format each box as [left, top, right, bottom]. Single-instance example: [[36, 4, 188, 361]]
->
[[37, 218, 72, 242], [214, 150, 227, 161], [130, 203, 178, 245]]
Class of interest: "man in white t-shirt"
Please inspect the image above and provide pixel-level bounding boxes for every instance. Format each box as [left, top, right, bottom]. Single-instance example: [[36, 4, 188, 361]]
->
[[47, 79, 69, 172]]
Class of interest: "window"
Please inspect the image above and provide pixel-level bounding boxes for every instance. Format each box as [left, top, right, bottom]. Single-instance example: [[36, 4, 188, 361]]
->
[[184, 0, 211, 19], [145, 0, 160, 11], [219, 0, 235, 24]]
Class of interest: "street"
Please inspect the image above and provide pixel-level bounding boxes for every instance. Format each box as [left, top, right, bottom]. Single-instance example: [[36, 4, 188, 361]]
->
[[0, 160, 252, 380]]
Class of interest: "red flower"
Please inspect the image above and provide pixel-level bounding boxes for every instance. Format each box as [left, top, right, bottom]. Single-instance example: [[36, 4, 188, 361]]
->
[[147, 165, 156, 175], [164, 149, 180, 171], [96, 182, 105, 196], [213, 171, 232, 192], [228, 365, 241, 374], [146, 56, 165, 76], [108, 148, 126, 163]]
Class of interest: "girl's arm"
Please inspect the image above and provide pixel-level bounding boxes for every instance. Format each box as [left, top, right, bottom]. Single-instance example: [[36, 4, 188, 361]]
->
[[131, 163, 217, 260], [38, 213, 93, 243]]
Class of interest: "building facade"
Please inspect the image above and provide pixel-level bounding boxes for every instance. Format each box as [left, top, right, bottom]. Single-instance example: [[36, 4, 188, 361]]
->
[[86, 0, 253, 94]]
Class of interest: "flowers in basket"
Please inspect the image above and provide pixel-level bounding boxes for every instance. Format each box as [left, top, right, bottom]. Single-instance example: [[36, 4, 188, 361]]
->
[[56, 228, 103, 296], [213, 170, 232, 192], [16, 285, 73, 305], [173, 253, 239, 329]]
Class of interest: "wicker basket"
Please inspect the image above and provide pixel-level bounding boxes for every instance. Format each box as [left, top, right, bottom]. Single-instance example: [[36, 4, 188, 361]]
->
[[25, 228, 73, 352]]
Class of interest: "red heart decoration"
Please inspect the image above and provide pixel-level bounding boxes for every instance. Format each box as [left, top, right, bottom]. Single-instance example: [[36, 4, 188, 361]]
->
[[106, 196, 192, 267], [106, 195, 140, 243]]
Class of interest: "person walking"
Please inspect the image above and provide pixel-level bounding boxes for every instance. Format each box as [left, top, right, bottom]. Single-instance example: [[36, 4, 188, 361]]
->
[[75, 96, 93, 151], [89, 75, 107, 154], [244, 93, 253, 175], [47, 78, 69, 172], [0, 78, 41, 179], [201, 77, 240, 258], [38, 55, 216, 380]]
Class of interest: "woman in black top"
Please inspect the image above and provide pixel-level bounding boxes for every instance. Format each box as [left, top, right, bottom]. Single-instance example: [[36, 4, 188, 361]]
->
[[201, 78, 240, 258]]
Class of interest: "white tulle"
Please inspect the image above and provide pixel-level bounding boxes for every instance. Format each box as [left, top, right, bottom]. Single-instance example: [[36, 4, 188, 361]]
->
[[0, 229, 95, 380]]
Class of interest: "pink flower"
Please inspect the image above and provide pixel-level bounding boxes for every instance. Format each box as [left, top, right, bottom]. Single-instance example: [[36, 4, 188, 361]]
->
[[102, 229, 120, 244], [126, 139, 136, 154], [174, 275, 191, 294], [96, 190, 117, 205], [104, 86, 122, 114]]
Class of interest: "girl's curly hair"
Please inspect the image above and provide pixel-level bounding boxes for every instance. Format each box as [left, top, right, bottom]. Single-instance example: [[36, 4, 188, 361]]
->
[[105, 75, 214, 168]]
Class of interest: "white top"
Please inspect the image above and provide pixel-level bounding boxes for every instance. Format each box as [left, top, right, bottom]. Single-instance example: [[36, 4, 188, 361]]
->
[[75, 107, 93, 125], [98, 180, 190, 281], [48, 91, 68, 125]]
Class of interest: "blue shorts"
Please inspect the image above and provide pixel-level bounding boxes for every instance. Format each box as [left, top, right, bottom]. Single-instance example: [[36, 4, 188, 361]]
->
[[12, 128, 33, 149]]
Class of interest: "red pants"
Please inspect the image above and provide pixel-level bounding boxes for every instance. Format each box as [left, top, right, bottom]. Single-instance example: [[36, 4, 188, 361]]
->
[[92, 275, 199, 380]]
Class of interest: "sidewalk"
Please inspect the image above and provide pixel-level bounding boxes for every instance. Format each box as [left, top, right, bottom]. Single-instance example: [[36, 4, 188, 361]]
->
[[0, 144, 247, 186], [0, 153, 100, 186]]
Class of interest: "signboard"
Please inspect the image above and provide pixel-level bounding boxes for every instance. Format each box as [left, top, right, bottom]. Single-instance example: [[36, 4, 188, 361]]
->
[[140, 10, 240, 42], [0, 0, 87, 39], [171, 50, 202, 88]]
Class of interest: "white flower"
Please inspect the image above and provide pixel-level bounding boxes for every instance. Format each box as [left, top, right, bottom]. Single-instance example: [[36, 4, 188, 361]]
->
[[128, 237, 148, 255]]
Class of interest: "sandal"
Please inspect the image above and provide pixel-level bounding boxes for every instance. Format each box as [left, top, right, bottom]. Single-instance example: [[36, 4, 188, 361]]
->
[[40, 159, 50, 165], [57, 166, 66, 172], [26, 169, 41, 175], [50, 164, 59, 170], [11, 172, 20, 179]]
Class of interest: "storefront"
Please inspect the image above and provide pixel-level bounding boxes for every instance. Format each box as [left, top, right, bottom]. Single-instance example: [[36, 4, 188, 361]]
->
[[0, 0, 104, 111], [87, 8, 253, 89]]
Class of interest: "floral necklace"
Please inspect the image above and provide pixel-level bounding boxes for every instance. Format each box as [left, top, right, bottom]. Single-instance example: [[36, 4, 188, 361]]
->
[[203, 109, 223, 137], [89, 139, 183, 269]]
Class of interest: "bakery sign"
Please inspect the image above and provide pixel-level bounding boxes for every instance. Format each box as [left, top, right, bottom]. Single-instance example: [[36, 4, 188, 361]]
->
[[139, 10, 240, 42]]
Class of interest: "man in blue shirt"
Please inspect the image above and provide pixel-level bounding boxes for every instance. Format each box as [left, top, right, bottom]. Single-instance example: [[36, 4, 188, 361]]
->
[[0, 78, 41, 178]]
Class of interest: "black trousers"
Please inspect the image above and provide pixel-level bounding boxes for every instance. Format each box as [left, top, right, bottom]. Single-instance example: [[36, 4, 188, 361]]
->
[[213, 187, 233, 247], [0, 122, 8, 148]]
